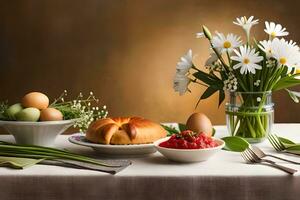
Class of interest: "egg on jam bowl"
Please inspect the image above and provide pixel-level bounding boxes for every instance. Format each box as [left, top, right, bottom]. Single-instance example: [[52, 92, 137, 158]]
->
[[186, 112, 213, 137], [154, 130, 225, 163]]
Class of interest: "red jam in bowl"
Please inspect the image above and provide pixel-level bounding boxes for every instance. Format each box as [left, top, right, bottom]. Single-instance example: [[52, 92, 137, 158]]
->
[[159, 130, 218, 149]]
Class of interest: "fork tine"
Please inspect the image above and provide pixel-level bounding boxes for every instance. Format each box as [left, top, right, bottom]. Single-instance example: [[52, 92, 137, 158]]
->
[[241, 152, 248, 161], [243, 150, 256, 162], [268, 134, 282, 151], [240, 152, 248, 162], [241, 152, 252, 163], [244, 150, 259, 162], [243, 150, 252, 161], [245, 148, 260, 160], [274, 134, 286, 150], [270, 134, 285, 151], [268, 137, 277, 150]]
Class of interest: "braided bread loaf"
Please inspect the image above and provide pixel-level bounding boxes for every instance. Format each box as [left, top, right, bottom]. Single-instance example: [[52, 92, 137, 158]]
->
[[86, 117, 167, 145]]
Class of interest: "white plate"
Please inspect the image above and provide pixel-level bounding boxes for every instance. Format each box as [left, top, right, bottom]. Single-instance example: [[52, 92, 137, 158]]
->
[[68, 133, 157, 156]]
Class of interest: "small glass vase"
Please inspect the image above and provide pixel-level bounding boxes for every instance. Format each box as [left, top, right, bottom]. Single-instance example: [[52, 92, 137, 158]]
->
[[225, 91, 274, 143]]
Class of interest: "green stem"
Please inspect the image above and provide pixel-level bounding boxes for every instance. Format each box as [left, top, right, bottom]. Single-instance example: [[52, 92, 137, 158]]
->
[[0, 143, 121, 167], [208, 42, 230, 73]]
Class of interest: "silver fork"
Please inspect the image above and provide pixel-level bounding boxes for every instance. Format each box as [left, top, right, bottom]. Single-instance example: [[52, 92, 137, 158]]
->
[[268, 134, 300, 156], [250, 146, 300, 165], [241, 149, 297, 174]]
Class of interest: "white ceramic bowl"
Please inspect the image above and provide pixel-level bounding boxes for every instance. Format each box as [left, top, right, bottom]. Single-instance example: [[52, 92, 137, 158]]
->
[[0, 120, 74, 146], [154, 137, 225, 163]]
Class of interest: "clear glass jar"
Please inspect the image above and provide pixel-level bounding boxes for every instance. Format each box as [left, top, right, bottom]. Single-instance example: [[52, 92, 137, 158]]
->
[[225, 91, 274, 143]]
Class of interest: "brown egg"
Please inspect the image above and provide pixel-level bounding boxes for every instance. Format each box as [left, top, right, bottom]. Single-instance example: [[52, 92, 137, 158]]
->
[[186, 112, 213, 136], [22, 92, 49, 109], [40, 108, 63, 121]]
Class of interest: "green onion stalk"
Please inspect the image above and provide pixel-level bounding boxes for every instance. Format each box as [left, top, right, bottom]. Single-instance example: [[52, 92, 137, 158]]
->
[[0, 141, 121, 167]]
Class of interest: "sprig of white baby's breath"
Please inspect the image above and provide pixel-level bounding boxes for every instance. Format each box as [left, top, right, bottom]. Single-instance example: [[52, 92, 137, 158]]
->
[[51, 90, 108, 132]]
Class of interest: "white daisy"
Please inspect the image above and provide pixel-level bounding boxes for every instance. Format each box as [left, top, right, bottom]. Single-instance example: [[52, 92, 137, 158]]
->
[[233, 16, 259, 40], [286, 40, 300, 51], [259, 40, 273, 58], [231, 45, 263, 74], [196, 32, 204, 39], [173, 74, 191, 95], [176, 49, 193, 75], [264, 22, 289, 38], [271, 38, 300, 71], [211, 32, 242, 54], [205, 53, 218, 67]]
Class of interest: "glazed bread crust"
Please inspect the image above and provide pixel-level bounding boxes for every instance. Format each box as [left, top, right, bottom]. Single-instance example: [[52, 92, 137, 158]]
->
[[86, 117, 167, 145]]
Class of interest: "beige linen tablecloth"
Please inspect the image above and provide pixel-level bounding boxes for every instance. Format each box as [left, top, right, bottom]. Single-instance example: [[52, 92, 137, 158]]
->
[[0, 124, 300, 200]]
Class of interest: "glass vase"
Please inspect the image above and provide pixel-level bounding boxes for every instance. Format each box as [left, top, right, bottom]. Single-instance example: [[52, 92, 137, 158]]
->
[[225, 91, 274, 143]]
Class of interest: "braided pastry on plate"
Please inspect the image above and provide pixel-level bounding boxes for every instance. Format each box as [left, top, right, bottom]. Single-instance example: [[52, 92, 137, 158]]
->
[[86, 117, 167, 145]]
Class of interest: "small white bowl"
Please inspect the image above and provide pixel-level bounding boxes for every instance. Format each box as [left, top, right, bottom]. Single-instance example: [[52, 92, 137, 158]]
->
[[0, 120, 74, 146], [154, 137, 225, 163]]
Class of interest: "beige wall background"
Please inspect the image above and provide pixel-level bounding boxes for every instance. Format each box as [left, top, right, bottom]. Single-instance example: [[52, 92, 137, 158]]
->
[[0, 0, 299, 125]]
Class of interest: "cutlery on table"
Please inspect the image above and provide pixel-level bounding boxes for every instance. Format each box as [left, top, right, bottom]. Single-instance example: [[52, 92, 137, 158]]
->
[[241, 149, 298, 174], [249, 146, 300, 165], [268, 134, 300, 156], [40, 159, 132, 174]]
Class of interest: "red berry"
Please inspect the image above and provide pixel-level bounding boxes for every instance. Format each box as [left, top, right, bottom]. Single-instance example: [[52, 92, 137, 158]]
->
[[160, 130, 218, 149]]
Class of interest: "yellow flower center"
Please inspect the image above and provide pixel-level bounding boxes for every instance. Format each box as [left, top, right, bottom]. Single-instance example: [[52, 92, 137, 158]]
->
[[223, 41, 231, 48], [296, 69, 300, 74], [243, 58, 250, 64], [271, 32, 276, 38], [279, 57, 287, 65]]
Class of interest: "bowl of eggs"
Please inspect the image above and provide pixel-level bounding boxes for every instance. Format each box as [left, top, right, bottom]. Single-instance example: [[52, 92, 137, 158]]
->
[[0, 92, 74, 146]]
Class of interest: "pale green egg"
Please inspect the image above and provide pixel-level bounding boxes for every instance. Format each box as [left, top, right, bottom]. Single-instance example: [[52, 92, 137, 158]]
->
[[16, 108, 40, 122], [6, 103, 23, 120]]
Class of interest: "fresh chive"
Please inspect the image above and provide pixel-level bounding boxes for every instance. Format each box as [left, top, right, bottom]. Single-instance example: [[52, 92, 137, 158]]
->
[[0, 141, 121, 167]]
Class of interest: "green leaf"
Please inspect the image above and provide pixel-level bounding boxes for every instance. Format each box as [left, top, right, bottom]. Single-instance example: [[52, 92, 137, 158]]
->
[[221, 136, 250, 152], [195, 87, 219, 108], [286, 89, 300, 103], [178, 123, 187, 132], [218, 90, 225, 107], [0, 156, 44, 169], [212, 128, 216, 137], [162, 123, 216, 137], [201, 87, 219, 100], [193, 71, 218, 85], [285, 150, 300, 155], [161, 124, 179, 136], [219, 70, 227, 80], [273, 75, 300, 91], [285, 145, 300, 151], [0, 101, 9, 120], [278, 136, 296, 145]]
